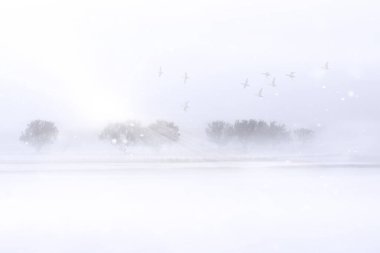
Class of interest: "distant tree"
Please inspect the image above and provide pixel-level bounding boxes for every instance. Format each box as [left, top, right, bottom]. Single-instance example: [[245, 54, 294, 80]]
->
[[294, 128, 314, 143], [255, 120, 269, 139], [99, 121, 145, 150], [20, 120, 58, 150], [206, 121, 233, 144], [147, 120, 180, 145], [267, 121, 290, 141], [234, 120, 255, 141], [207, 119, 294, 145]]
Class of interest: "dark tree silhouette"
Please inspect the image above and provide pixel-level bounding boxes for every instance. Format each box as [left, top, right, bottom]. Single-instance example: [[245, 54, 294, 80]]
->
[[20, 120, 58, 150]]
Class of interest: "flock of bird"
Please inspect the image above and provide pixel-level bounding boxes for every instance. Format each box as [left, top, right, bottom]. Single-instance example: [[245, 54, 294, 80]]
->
[[158, 62, 329, 112]]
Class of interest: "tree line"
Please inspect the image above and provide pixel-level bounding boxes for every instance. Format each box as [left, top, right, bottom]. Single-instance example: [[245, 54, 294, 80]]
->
[[19, 119, 314, 151]]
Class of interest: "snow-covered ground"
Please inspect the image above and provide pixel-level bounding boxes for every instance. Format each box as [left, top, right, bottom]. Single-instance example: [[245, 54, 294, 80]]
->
[[1, 160, 380, 253]]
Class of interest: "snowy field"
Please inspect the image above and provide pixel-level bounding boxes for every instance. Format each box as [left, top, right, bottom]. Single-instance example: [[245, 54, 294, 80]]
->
[[1, 160, 380, 253]]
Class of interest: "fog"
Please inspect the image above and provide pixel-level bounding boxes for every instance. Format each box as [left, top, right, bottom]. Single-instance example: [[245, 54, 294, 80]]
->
[[1, 0, 380, 124], [1, 0, 380, 252], [1, 0, 380, 159]]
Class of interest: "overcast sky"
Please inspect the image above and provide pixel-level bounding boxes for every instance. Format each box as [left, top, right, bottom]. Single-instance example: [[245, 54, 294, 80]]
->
[[0, 0, 379, 132]]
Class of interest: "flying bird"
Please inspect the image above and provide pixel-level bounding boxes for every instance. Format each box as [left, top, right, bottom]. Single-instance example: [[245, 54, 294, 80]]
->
[[322, 62, 329, 70], [158, 66, 163, 77], [184, 72, 189, 84], [183, 101, 190, 112], [286, 72, 295, 79], [271, 77, 276, 87], [261, 72, 271, 78], [257, 88, 264, 98], [241, 78, 250, 88]]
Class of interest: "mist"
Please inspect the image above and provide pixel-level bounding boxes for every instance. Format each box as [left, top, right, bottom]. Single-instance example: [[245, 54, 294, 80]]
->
[[1, 0, 380, 252], [1, 0, 380, 161]]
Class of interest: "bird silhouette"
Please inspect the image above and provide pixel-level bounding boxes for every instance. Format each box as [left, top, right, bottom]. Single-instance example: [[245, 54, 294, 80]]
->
[[322, 62, 329, 70], [241, 78, 250, 88], [183, 101, 190, 112], [286, 72, 295, 79], [271, 77, 276, 87], [184, 72, 189, 84], [158, 66, 163, 77], [257, 88, 264, 98], [261, 72, 271, 78]]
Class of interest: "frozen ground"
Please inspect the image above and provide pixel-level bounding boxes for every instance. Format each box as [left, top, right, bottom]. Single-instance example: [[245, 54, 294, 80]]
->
[[1, 160, 380, 253]]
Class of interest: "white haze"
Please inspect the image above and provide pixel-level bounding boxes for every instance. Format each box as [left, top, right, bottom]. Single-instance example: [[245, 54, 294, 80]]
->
[[2, 1, 380, 252], [1, 0, 380, 159]]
